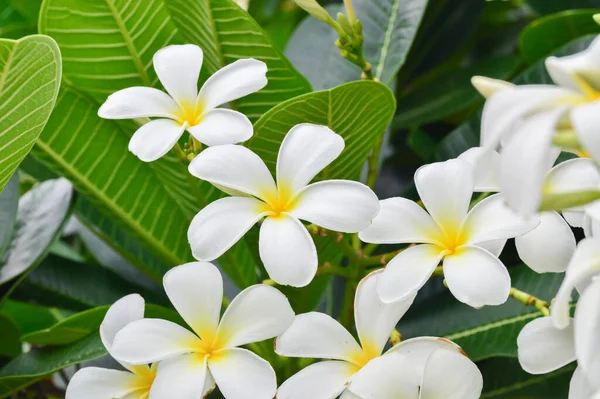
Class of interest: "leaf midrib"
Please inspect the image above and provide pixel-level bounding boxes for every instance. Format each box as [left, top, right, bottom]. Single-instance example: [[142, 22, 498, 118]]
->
[[376, 0, 401, 80]]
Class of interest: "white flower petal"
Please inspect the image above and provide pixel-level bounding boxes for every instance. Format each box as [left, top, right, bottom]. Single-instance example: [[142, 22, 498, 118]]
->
[[275, 124, 345, 193], [111, 319, 201, 365], [188, 197, 266, 261], [462, 194, 539, 245], [377, 244, 445, 303], [517, 317, 575, 374], [275, 312, 363, 363], [188, 144, 277, 199], [163, 262, 222, 343], [277, 361, 356, 399], [584, 201, 600, 237], [340, 390, 362, 399], [575, 279, 600, 373], [569, 366, 600, 399], [358, 197, 443, 245], [480, 85, 576, 149], [355, 271, 417, 357], [544, 158, 600, 195], [128, 119, 185, 162], [414, 159, 474, 234], [477, 239, 507, 257], [290, 180, 380, 233], [150, 353, 207, 399], [387, 337, 464, 379], [471, 76, 515, 99], [571, 100, 600, 162], [100, 294, 144, 351], [153, 44, 203, 106], [545, 36, 600, 92], [420, 349, 483, 399], [348, 353, 419, 399], [216, 284, 294, 348], [259, 214, 317, 287], [66, 367, 141, 399], [564, 209, 585, 228], [458, 147, 501, 192], [208, 348, 276, 399], [98, 87, 179, 119], [187, 109, 252, 146], [420, 354, 481, 399], [198, 59, 267, 109], [515, 211, 575, 273], [443, 245, 510, 307], [552, 238, 600, 329], [499, 108, 566, 215]]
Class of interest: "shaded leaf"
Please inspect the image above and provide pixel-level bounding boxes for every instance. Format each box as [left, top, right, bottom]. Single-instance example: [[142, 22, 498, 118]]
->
[[0, 173, 18, 260], [1, 300, 63, 335], [525, 0, 600, 16], [0, 313, 21, 359]]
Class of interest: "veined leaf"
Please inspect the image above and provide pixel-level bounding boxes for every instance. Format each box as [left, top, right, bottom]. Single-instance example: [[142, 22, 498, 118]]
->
[[399, 265, 565, 362], [0, 179, 74, 296], [0, 174, 18, 260], [249, 80, 396, 181], [0, 34, 61, 194], [165, 0, 312, 121], [519, 9, 600, 65], [0, 333, 106, 397], [353, 0, 428, 84]]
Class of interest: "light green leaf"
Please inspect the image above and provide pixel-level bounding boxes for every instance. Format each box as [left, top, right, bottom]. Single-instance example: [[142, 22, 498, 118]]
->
[[0, 179, 74, 295], [399, 265, 565, 362], [0, 173, 18, 260], [1, 300, 63, 335], [353, 0, 428, 84], [249, 80, 396, 181], [0, 34, 61, 194], [0, 313, 21, 359], [0, 333, 106, 397], [165, 0, 312, 121], [519, 9, 600, 65]]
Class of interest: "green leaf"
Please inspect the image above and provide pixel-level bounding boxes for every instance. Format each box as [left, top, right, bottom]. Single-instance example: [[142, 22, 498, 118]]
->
[[21, 303, 183, 345], [353, 0, 428, 84], [0, 1, 37, 39], [249, 80, 396, 181], [540, 189, 600, 211], [525, 0, 600, 16], [0, 313, 21, 359], [1, 300, 63, 335], [399, 265, 565, 362], [0, 34, 61, 194], [10, 0, 43, 24], [480, 358, 574, 398], [393, 55, 521, 129], [12, 254, 170, 311], [0, 333, 106, 397], [519, 9, 600, 65], [0, 173, 18, 260], [0, 179, 75, 295], [165, 0, 312, 121]]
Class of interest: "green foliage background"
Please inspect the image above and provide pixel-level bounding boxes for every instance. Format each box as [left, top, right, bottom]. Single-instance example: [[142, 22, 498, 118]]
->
[[0, 0, 597, 397]]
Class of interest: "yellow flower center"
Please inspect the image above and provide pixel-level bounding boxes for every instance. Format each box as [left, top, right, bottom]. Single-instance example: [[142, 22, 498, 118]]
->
[[128, 364, 157, 396], [259, 184, 298, 218], [573, 74, 600, 102], [435, 227, 468, 256], [173, 100, 205, 127]]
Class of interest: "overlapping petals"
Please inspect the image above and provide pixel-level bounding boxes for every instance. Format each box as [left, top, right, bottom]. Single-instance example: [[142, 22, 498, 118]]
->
[[110, 261, 294, 399], [188, 123, 380, 287], [98, 44, 267, 162]]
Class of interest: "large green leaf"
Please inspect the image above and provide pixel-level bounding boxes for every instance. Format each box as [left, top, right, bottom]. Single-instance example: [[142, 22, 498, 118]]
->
[[525, 0, 600, 15], [519, 9, 600, 65], [12, 254, 169, 311], [480, 358, 574, 398], [1, 300, 63, 335], [165, 0, 312, 121], [354, 0, 428, 84], [0, 179, 74, 297], [0, 34, 61, 194], [0, 313, 21, 359], [0, 333, 106, 397], [0, 1, 37, 39], [399, 266, 565, 362], [248, 80, 396, 181], [10, 0, 43, 24], [0, 174, 18, 260]]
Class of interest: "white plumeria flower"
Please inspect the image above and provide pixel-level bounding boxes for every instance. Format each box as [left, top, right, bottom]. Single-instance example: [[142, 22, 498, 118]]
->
[[110, 262, 294, 399], [460, 148, 600, 273], [187, 123, 380, 287], [518, 316, 600, 399], [275, 271, 482, 399], [98, 44, 267, 162], [358, 158, 538, 308], [66, 294, 157, 399], [552, 238, 600, 330]]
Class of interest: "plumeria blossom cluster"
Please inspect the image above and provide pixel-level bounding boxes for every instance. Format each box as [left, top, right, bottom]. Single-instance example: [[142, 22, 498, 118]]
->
[[66, 31, 600, 397]]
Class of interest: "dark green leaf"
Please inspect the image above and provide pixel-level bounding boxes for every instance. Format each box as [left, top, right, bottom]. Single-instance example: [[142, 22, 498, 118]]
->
[[519, 9, 600, 65], [526, 0, 600, 16], [0, 1, 37, 39], [1, 300, 63, 335], [0, 313, 21, 359], [9, 0, 42, 24], [400, 265, 565, 362], [249, 80, 396, 181], [0, 173, 18, 260]]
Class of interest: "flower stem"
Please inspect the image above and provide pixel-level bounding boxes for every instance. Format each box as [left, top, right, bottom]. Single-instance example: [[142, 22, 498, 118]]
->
[[509, 287, 550, 316], [361, 248, 405, 267], [307, 225, 363, 263]]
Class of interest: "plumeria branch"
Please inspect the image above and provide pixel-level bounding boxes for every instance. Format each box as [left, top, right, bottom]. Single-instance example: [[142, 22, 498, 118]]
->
[[509, 287, 550, 316]]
